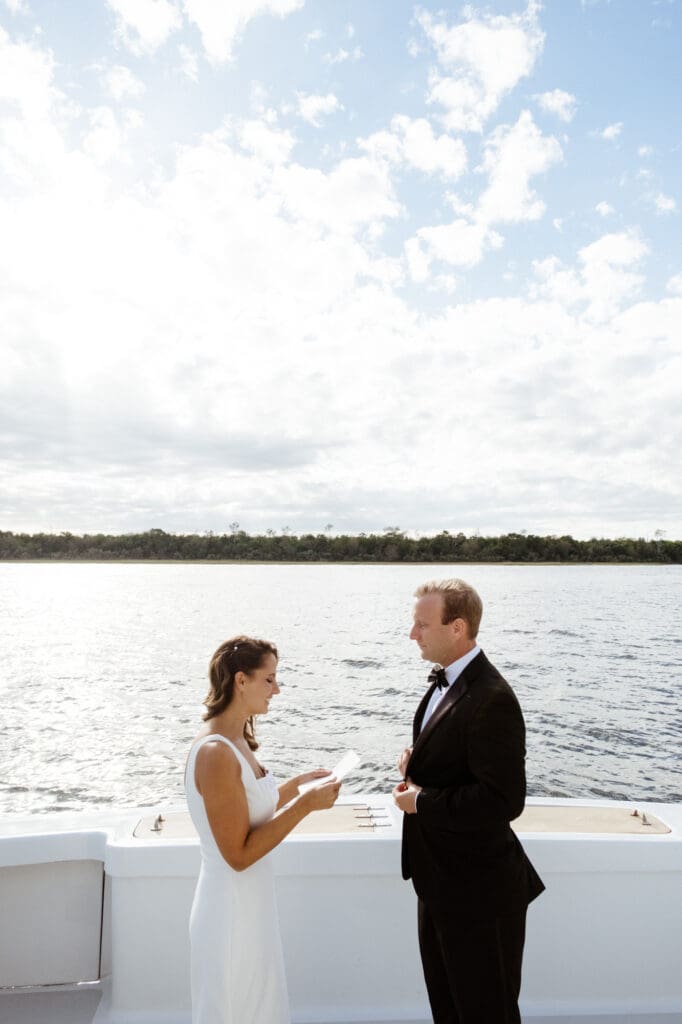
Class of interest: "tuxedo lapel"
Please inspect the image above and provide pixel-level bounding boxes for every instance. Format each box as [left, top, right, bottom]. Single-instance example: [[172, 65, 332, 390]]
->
[[412, 677, 469, 755], [412, 678, 439, 742], [410, 651, 485, 757]]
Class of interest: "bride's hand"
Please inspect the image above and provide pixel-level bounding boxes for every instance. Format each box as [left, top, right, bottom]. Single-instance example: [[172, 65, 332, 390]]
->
[[301, 778, 341, 812], [294, 769, 332, 790]]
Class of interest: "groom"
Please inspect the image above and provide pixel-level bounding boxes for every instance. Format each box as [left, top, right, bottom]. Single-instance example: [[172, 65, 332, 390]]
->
[[393, 578, 544, 1024]]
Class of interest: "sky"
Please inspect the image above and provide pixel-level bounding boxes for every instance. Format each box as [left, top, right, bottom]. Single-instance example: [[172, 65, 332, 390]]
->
[[1, 0, 680, 540]]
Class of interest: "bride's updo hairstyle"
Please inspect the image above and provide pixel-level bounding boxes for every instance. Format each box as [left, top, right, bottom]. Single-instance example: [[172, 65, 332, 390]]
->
[[204, 635, 278, 750]]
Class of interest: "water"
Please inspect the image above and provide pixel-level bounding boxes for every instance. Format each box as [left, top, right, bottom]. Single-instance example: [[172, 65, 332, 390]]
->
[[0, 563, 680, 815]]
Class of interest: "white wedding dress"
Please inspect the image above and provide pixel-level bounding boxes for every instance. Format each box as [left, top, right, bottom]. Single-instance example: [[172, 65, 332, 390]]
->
[[185, 735, 290, 1024]]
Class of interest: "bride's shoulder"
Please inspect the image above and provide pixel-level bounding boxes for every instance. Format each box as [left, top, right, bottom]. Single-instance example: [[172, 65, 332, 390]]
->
[[194, 733, 239, 770]]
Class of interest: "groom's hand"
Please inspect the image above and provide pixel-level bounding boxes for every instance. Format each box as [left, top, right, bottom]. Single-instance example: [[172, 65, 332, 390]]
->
[[392, 780, 421, 814], [396, 746, 412, 778]]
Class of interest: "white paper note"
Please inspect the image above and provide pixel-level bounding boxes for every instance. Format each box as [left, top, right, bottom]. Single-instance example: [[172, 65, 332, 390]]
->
[[299, 750, 361, 792], [330, 749, 360, 782]]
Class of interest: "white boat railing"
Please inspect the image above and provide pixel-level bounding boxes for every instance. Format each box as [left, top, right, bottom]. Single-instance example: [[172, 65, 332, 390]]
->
[[1, 796, 681, 1024]]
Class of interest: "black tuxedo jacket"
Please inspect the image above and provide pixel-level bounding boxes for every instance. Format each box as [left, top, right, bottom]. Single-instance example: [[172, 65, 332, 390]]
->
[[402, 649, 544, 919]]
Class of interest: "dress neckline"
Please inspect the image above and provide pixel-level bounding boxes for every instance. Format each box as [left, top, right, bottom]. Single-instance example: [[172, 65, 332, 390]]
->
[[193, 734, 271, 784]]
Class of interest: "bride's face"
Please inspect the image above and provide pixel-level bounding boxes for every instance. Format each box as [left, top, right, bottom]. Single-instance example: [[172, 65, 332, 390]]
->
[[242, 653, 280, 715]]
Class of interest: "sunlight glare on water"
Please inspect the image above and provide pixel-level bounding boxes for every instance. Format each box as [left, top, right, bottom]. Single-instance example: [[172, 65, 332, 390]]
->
[[0, 562, 680, 814]]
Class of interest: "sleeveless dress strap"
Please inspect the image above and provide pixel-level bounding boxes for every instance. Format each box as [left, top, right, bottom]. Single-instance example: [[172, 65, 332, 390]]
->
[[208, 735, 248, 764], [192, 734, 246, 761], [186, 734, 247, 788]]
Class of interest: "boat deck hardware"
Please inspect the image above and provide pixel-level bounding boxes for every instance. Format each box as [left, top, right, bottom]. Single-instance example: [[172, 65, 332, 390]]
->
[[353, 807, 391, 829], [133, 803, 671, 839]]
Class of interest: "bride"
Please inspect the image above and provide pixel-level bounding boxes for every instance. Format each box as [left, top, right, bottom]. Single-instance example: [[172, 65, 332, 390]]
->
[[185, 635, 341, 1024]]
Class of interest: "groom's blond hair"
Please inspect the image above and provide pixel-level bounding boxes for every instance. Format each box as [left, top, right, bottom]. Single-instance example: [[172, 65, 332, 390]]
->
[[414, 578, 483, 638]]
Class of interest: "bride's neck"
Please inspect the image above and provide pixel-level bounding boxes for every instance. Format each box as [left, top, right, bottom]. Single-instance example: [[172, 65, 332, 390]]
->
[[209, 707, 250, 743]]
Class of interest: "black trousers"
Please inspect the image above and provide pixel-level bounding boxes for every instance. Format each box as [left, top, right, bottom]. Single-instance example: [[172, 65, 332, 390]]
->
[[417, 897, 527, 1024]]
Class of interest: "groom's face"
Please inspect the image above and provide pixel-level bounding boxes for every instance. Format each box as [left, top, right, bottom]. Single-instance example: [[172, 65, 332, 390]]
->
[[410, 593, 461, 668]]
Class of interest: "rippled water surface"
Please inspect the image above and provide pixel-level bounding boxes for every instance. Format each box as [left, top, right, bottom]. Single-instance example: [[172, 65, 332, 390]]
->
[[1, 562, 680, 814]]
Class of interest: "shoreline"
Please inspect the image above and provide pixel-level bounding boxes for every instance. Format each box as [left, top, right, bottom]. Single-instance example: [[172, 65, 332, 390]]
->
[[1, 558, 678, 567]]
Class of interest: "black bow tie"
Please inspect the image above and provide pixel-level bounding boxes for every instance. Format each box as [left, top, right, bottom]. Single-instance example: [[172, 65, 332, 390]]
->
[[428, 667, 449, 690]]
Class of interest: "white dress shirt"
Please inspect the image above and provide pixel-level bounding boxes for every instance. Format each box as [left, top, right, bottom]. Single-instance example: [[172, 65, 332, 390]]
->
[[420, 645, 480, 731]]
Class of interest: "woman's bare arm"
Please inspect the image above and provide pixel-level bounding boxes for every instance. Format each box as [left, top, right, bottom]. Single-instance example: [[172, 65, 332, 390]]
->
[[196, 743, 340, 871], [276, 769, 332, 809]]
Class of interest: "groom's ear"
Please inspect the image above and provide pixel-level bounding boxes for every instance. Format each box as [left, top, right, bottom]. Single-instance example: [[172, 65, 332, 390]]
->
[[450, 617, 467, 638]]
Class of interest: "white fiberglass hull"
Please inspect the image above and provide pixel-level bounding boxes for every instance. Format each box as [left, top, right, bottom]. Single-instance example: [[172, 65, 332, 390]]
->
[[1, 797, 681, 1024]]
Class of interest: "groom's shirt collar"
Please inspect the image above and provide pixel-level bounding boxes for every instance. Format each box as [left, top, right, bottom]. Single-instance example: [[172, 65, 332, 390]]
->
[[421, 644, 480, 730], [443, 644, 480, 685]]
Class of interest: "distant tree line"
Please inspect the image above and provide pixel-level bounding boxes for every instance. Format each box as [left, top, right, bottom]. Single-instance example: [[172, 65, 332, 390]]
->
[[0, 528, 679, 563]]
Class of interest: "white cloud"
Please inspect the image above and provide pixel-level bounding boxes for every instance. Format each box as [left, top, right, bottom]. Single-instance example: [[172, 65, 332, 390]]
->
[[82, 106, 124, 164], [638, 144, 653, 157], [323, 46, 363, 65], [581, 230, 648, 268], [430, 273, 459, 295], [177, 43, 199, 82], [305, 28, 322, 46], [404, 236, 431, 282], [1, 15, 681, 539], [105, 0, 182, 55], [249, 81, 269, 114], [102, 65, 146, 102], [360, 115, 467, 182], [403, 111, 561, 277], [419, 1, 544, 132], [0, 24, 57, 120], [600, 121, 623, 141], [0, 25, 78, 190], [184, 0, 304, 64], [531, 253, 573, 292], [531, 229, 649, 322], [476, 111, 563, 225], [655, 192, 677, 214], [595, 201, 614, 217], [535, 89, 577, 123], [296, 92, 342, 128], [397, 116, 467, 180], [272, 154, 402, 234], [82, 106, 142, 165], [2, 92, 679, 536], [411, 219, 502, 272], [3, 0, 29, 14], [667, 272, 682, 296], [1, 89, 407, 517], [238, 118, 295, 164]]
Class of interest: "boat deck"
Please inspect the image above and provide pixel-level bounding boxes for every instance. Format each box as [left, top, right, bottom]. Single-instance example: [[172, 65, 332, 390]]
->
[[2, 983, 682, 1024], [132, 800, 672, 838], [0, 983, 102, 1024]]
